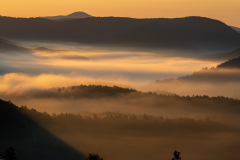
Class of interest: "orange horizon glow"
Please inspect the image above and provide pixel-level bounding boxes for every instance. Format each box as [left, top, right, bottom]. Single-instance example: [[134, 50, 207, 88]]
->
[[0, 0, 240, 27]]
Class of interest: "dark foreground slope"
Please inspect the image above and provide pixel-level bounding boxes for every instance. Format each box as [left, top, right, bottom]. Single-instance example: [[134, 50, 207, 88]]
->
[[0, 16, 240, 53], [0, 99, 85, 160]]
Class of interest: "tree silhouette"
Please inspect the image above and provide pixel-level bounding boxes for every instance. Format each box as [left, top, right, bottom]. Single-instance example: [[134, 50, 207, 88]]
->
[[171, 150, 181, 160], [2, 147, 18, 160], [85, 153, 103, 160]]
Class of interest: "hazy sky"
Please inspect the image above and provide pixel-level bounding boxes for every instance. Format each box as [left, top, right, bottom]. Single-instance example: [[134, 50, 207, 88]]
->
[[1, 0, 240, 27]]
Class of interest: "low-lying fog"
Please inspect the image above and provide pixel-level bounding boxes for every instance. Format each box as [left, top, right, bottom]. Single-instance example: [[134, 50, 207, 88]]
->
[[0, 40, 218, 88], [1, 41, 238, 115]]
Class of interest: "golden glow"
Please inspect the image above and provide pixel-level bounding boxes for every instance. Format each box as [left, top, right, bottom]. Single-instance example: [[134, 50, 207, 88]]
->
[[0, 73, 136, 94], [29, 51, 219, 74], [0, 50, 218, 91], [0, 0, 240, 27]]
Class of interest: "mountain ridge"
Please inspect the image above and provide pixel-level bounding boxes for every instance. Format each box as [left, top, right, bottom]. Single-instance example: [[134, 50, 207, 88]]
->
[[0, 16, 240, 53]]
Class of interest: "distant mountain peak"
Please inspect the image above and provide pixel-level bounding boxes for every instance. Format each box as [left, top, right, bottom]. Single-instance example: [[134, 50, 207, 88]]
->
[[40, 11, 93, 20], [68, 11, 92, 16]]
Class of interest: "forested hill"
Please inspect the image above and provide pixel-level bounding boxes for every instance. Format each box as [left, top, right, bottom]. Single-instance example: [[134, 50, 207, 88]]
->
[[25, 85, 137, 98], [8, 85, 240, 114], [0, 16, 240, 52], [217, 56, 240, 69]]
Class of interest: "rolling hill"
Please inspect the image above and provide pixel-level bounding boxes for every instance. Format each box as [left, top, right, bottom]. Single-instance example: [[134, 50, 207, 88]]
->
[[0, 16, 240, 53]]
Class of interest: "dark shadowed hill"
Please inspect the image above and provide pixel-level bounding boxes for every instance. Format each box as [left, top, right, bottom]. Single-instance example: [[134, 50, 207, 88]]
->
[[0, 99, 85, 160], [39, 12, 93, 20], [0, 16, 240, 53], [217, 56, 240, 69], [0, 38, 31, 53]]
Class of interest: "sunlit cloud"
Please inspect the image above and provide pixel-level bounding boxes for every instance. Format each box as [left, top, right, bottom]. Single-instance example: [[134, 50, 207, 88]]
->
[[0, 73, 135, 94], [4, 50, 219, 74]]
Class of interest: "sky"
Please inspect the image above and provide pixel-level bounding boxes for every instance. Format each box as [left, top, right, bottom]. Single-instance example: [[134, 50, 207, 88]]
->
[[0, 0, 240, 27]]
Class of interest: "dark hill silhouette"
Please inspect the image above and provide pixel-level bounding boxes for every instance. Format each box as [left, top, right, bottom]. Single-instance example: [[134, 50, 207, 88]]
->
[[0, 99, 85, 160], [0, 16, 240, 53], [217, 56, 240, 69], [39, 12, 93, 20], [211, 47, 240, 61], [0, 38, 30, 53], [25, 85, 137, 99]]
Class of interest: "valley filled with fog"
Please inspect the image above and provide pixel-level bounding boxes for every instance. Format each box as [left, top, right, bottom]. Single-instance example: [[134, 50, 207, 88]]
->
[[0, 40, 219, 87], [1, 15, 240, 160]]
